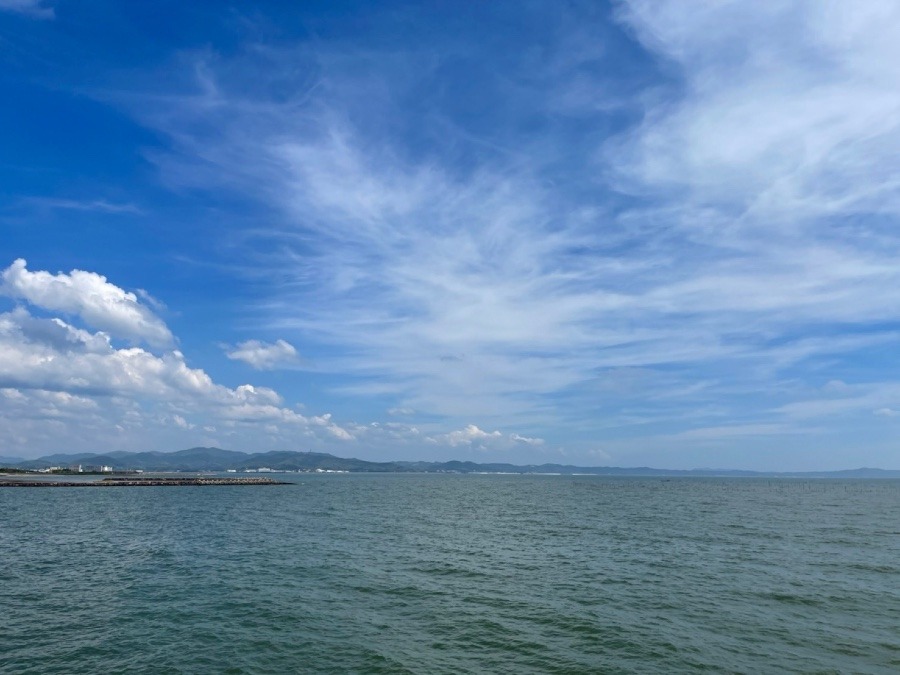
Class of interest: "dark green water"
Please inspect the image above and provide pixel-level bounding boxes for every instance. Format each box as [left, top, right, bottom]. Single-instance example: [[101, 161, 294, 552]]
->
[[2, 475, 899, 673]]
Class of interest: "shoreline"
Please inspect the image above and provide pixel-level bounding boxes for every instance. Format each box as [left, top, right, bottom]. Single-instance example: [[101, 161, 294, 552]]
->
[[0, 476, 293, 487]]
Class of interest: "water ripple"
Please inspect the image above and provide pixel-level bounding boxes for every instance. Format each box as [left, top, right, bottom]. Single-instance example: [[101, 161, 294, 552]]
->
[[2, 476, 899, 673]]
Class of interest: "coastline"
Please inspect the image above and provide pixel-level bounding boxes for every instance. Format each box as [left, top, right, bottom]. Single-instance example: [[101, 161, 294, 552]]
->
[[0, 476, 293, 487]]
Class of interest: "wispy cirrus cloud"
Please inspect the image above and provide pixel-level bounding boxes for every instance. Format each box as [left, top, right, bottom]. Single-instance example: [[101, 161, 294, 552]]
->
[[0, 0, 53, 19], [614, 1, 900, 216], [607, 0, 900, 326], [17, 197, 143, 215], [88, 2, 900, 466]]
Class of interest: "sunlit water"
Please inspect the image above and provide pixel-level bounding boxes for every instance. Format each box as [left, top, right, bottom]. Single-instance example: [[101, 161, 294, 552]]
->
[[2, 475, 899, 673]]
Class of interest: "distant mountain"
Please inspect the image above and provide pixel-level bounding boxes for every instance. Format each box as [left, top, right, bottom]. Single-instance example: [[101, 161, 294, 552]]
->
[[17, 452, 104, 465], [15, 447, 252, 472], [0, 455, 26, 466], [246, 450, 404, 472], [788, 467, 900, 478], [6, 448, 900, 477]]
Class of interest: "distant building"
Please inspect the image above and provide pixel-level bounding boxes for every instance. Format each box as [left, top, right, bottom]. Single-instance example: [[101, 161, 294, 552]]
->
[[83, 465, 113, 473]]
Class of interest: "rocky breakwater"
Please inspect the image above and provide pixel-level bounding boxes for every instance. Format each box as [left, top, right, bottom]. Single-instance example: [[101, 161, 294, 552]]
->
[[0, 476, 293, 487]]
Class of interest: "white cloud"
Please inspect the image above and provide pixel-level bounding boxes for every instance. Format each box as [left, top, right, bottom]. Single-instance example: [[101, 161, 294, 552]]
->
[[2, 259, 174, 348], [87, 4, 900, 468], [310, 413, 354, 440], [584, 448, 612, 462], [510, 433, 544, 446], [0, 307, 275, 409], [19, 197, 142, 214], [388, 407, 414, 416], [0, 262, 359, 455], [172, 414, 193, 429], [613, 1, 900, 241], [775, 381, 900, 421], [874, 408, 900, 418], [670, 424, 793, 441], [0, 0, 53, 19], [116, 24, 900, 427], [424, 425, 546, 452], [436, 424, 503, 447], [225, 339, 300, 370], [616, 1, 900, 194]]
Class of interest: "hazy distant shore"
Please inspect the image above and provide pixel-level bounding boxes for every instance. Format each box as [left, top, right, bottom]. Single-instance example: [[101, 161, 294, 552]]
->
[[0, 475, 291, 487], [2, 447, 899, 478]]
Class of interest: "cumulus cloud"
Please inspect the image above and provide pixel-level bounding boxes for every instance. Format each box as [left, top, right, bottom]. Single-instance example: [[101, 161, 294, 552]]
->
[[425, 425, 546, 452], [310, 413, 355, 440], [436, 424, 503, 447], [1, 307, 273, 408], [225, 339, 300, 370], [1, 259, 174, 348], [0, 305, 355, 445], [0, 261, 357, 455]]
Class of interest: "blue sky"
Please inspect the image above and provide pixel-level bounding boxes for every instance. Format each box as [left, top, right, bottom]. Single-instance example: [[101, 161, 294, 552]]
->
[[3, 0, 900, 469]]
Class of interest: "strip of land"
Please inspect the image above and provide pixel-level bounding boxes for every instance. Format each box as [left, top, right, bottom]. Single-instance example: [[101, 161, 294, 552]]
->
[[4, 447, 900, 477], [0, 476, 292, 487]]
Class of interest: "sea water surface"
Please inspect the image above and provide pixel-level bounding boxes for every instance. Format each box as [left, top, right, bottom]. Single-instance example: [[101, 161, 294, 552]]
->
[[2, 475, 899, 673]]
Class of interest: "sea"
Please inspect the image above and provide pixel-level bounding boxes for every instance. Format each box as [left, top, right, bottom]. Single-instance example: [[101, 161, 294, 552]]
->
[[2, 474, 899, 674]]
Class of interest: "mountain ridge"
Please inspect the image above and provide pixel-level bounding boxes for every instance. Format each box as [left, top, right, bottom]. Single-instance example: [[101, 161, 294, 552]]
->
[[3, 447, 900, 477]]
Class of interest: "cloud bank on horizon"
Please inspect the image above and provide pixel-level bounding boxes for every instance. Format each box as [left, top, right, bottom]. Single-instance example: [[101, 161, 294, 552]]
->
[[2, 1, 900, 469]]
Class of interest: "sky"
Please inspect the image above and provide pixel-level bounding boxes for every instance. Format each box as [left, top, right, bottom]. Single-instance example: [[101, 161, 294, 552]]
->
[[2, 1, 900, 469]]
